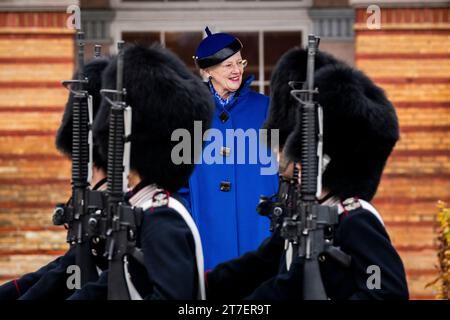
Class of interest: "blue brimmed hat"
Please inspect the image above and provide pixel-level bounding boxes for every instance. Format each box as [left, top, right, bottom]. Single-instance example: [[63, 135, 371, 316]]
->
[[194, 27, 242, 69]]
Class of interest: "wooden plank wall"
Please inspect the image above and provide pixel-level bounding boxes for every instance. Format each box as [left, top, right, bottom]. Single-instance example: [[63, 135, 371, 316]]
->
[[354, 7, 450, 299], [0, 12, 73, 283], [0, 7, 449, 301]]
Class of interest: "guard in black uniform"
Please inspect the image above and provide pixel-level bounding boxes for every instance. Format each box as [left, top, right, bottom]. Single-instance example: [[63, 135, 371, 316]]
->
[[0, 57, 110, 300], [67, 44, 214, 300], [204, 47, 409, 300]]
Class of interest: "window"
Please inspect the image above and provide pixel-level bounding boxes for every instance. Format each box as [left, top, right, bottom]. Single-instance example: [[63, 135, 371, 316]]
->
[[230, 32, 259, 91], [122, 0, 200, 2], [165, 32, 203, 70], [122, 30, 302, 94], [122, 31, 160, 45], [263, 31, 302, 94], [122, 31, 202, 73]]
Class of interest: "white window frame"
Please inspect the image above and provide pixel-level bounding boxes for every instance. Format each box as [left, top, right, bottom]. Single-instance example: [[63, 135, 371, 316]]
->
[[110, 0, 312, 94]]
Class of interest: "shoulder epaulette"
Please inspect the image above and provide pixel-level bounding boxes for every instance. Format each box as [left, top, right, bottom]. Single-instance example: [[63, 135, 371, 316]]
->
[[340, 197, 361, 216], [151, 190, 170, 208]]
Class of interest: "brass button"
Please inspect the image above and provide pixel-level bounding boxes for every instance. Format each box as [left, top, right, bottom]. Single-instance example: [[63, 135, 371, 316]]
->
[[219, 111, 229, 123], [220, 181, 231, 192], [220, 147, 231, 157]]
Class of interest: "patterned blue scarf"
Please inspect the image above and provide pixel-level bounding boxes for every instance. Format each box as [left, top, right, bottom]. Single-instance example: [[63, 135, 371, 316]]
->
[[208, 81, 236, 109]]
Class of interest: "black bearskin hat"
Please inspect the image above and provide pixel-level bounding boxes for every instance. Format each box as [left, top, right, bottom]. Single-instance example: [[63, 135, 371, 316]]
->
[[284, 63, 399, 201], [93, 44, 214, 192], [263, 47, 342, 148], [55, 57, 110, 170]]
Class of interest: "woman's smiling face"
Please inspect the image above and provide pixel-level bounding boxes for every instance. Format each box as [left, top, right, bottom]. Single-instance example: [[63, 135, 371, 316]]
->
[[205, 52, 246, 97]]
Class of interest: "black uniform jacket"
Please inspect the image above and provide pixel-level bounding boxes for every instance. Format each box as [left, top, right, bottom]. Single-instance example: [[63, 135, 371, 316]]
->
[[0, 179, 108, 300], [206, 206, 409, 300], [67, 189, 199, 300]]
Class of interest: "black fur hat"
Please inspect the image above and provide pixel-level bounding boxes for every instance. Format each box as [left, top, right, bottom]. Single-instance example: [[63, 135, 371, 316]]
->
[[284, 64, 399, 201], [93, 44, 214, 192], [263, 47, 342, 148], [55, 57, 110, 170]]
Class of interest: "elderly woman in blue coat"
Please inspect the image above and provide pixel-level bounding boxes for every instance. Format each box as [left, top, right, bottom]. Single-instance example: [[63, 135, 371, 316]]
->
[[181, 27, 279, 270]]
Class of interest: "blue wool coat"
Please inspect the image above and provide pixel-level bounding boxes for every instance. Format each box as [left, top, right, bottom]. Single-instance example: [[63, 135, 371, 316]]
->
[[181, 75, 279, 270]]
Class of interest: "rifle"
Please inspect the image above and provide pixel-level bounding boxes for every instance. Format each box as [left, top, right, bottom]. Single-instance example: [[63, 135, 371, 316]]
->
[[257, 176, 296, 234], [279, 35, 350, 300], [53, 32, 105, 286], [94, 44, 102, 58], [101, 41, 143, 300]]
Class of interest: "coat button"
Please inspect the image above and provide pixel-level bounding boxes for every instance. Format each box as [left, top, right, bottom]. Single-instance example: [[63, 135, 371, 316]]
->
[[220, 147, 231, 157], [220, 181, 231, 192], [219, 111, 229, 123]]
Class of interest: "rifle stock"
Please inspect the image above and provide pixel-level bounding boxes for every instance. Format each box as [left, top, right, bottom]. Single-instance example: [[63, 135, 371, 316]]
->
[[280, 35, 350, 300], [54, 31, 99, 286], [102, 41, 142, 300]]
